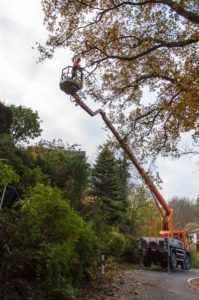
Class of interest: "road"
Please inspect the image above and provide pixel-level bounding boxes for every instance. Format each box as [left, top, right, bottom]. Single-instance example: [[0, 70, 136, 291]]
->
[[121, 269, 199, 300], [80, 268, 199, 299]]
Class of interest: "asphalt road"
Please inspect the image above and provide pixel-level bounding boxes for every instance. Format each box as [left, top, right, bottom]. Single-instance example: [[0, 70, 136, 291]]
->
[[122, 269, 199, 300]]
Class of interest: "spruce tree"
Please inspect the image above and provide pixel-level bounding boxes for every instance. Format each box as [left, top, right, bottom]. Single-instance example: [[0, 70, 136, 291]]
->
[[91, 145, 129, 225]]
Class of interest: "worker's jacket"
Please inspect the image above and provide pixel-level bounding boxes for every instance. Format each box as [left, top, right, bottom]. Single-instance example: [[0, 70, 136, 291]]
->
[[72, 61, 81, 77]]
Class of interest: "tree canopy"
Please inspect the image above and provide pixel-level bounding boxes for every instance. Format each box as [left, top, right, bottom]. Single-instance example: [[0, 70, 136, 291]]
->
[[10, 105, 42, 144], [40, 0, 199, 161], [127, 184, 160, 236]]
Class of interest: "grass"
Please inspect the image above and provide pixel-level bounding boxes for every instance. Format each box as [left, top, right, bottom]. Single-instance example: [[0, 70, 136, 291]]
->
[[117, 262, 162, 271], [117, 262, 142, 270], [191, 249, 199, 269]]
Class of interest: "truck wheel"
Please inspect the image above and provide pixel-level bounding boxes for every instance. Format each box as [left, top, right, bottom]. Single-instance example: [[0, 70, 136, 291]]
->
[[169, 252, 177, 269], [143, 257, 151, 267], [185, 256, 191, 270]]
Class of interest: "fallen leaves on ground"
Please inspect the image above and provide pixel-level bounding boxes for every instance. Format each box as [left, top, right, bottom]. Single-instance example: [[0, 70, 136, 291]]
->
[[143, 279, 159, 287], [190, 278, 199, 295], [79, 270, 139, 300]]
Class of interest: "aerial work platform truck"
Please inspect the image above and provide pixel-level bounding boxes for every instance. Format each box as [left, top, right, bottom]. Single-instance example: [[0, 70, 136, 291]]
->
[[59, 66, 191, 270]]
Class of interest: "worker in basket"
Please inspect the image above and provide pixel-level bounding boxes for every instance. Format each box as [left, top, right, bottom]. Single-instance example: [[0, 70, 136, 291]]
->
[[72, 57, 81, 79]]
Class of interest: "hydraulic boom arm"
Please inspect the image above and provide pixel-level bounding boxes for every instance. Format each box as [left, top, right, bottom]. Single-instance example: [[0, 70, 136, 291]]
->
[[59, 65, 189, 248], [73, 94, 174, 235]]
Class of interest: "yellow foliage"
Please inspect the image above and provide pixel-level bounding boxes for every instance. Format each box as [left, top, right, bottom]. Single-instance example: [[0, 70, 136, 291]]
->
[[40, 0, 199, 158]]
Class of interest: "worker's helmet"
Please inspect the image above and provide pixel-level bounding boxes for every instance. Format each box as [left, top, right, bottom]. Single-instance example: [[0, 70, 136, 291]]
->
[[72, 56, 81, 63]]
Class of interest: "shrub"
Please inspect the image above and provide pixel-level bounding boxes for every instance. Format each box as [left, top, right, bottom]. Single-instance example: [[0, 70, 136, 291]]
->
[[0, 184, 98, 299], [122, 235, 138, 263], [190, 245, 199, 269], [106, 229, 126, 258]]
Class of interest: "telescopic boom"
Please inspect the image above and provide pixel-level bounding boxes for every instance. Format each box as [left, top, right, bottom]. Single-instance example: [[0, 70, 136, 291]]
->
[[59, 68, 189, 249]]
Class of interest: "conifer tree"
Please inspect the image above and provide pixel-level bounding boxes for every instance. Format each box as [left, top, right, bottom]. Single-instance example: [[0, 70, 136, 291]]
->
[[91, 146, 129, 225]]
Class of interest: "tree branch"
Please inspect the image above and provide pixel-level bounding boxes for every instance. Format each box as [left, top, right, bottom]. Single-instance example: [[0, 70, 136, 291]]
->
[[161, 0, 199, 24], [88, 37, 198, 65], [96, 0, 199, 24]]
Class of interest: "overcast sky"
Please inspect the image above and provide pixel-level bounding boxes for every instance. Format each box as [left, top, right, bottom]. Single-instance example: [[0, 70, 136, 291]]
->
[[0, 0, 198, 201]]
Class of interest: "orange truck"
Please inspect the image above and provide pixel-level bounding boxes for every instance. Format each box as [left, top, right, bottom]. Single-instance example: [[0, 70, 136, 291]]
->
[[60, 67, 191, 270]]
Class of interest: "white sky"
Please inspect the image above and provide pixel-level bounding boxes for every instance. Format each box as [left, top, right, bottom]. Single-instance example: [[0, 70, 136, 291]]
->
[[0, 0, 198, 201]]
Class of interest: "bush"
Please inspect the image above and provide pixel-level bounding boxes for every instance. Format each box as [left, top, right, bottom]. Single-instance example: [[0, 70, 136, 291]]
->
[[106, 229, 126, 258], [190, 245, 199, 269], [0, 184, 98, 299], [122, 235, 138, 263]]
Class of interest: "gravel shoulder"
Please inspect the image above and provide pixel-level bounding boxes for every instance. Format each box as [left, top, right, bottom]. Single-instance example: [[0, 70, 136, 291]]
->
[[80, 268, 199, 300]]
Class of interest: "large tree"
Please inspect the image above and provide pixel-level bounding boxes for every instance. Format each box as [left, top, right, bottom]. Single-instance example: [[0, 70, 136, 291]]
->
[[127, 184, 160, 236], [39, 0, 199, 161], [30, 140, 90, 209], [91, 145, 129, 224], [10, 105, 42, 144]]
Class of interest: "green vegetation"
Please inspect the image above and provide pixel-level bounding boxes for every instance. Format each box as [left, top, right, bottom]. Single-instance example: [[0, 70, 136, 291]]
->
[[10, 105, 42, 144], [0, 184, 98, 300], [0, 102, 160, 298], [0, 159, 20, 185], [190, 245, 199, 269], [0, 102, 12, 134], [0, 102, 96, 299], [91, 145, 129, 225]]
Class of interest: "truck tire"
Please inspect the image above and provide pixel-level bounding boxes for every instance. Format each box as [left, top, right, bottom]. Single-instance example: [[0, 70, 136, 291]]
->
[[185, 255, 191, 270], [143, 257, 152, 267], [169, 252, 177, 269]]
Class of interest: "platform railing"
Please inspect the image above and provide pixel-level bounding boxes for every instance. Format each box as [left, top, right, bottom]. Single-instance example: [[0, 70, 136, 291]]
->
[[61, 66, 83, 82]]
